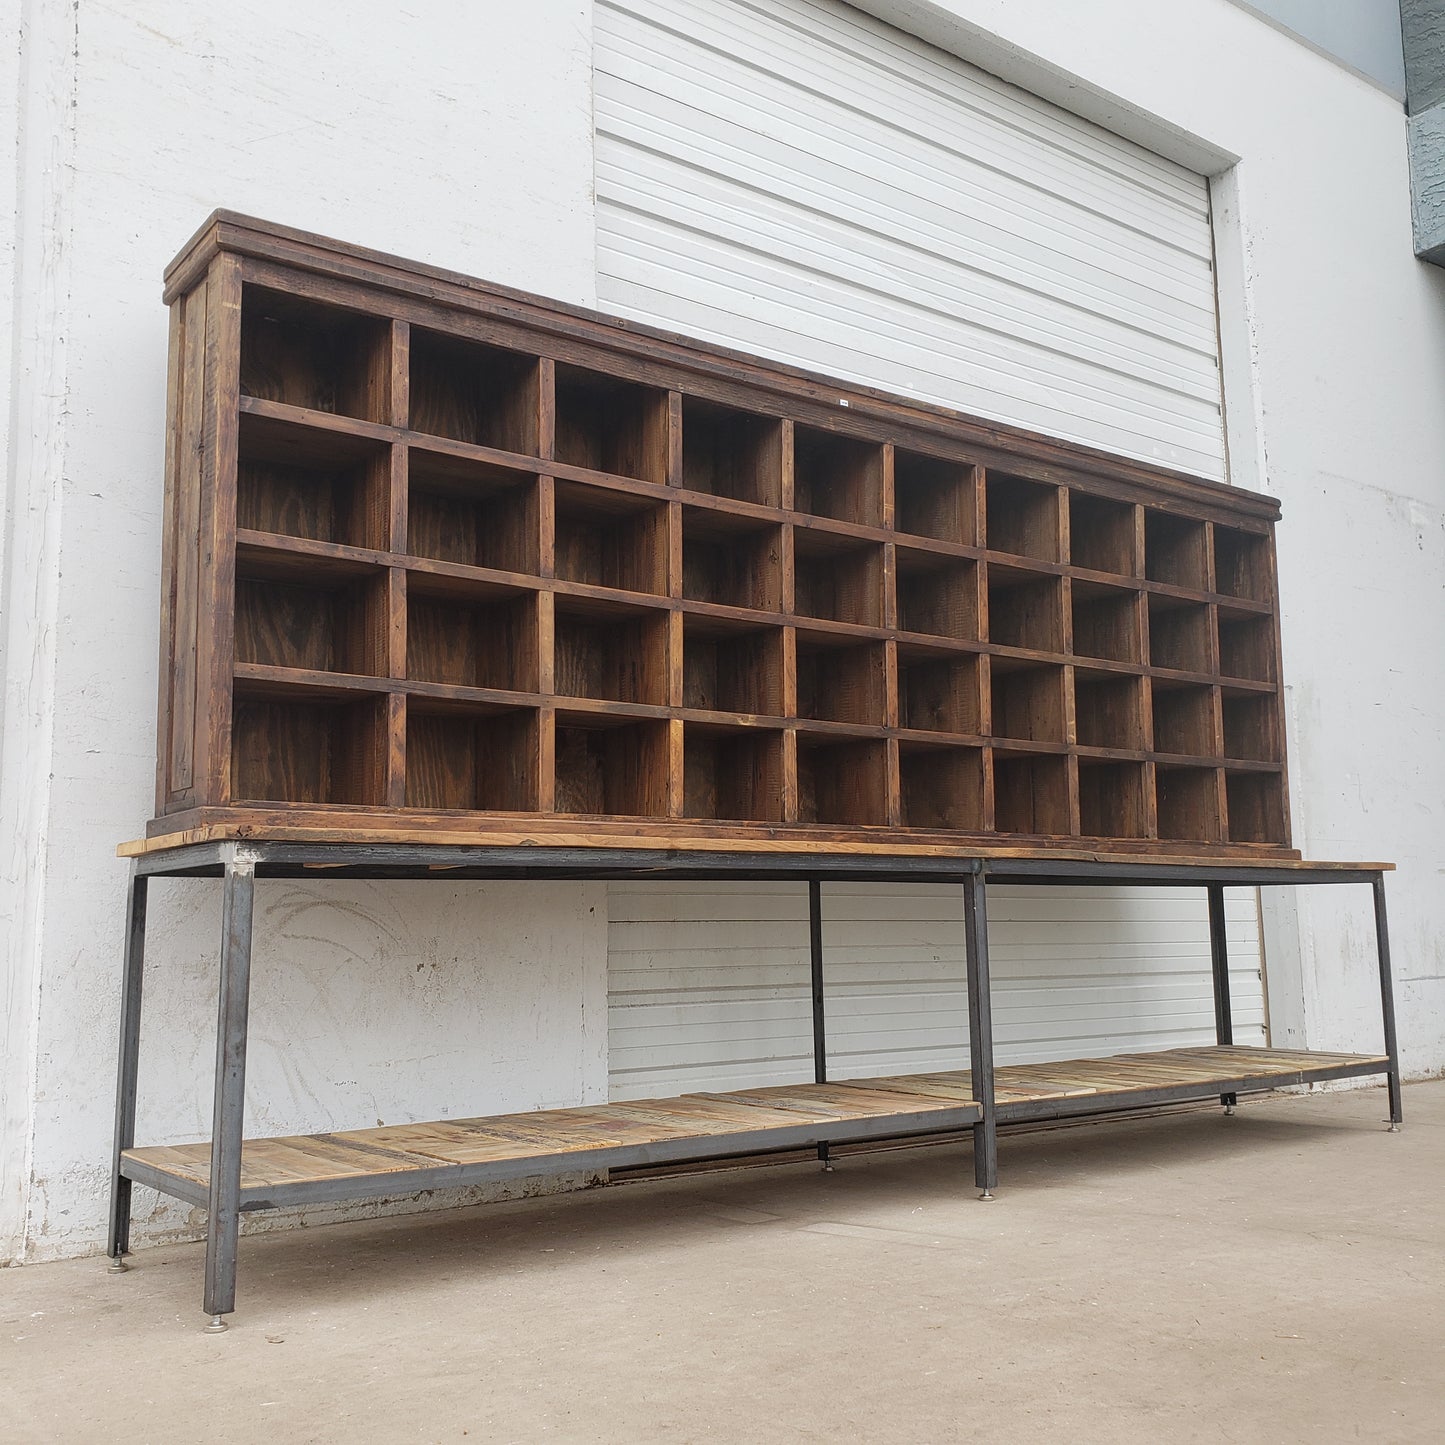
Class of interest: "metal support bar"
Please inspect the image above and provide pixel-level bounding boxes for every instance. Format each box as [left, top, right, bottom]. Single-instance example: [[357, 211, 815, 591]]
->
[[964, 872, 997, 1197], [202, 853, 257, 1327], [107, 869, 150, 1267], [809, 879, 831, 1168], [1206, 883, 1236, 1109], [1372, 873, 1403, 1127]]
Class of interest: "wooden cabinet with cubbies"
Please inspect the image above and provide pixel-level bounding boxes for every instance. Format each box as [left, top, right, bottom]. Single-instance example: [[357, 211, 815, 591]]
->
[[150, 212, 1296, 856]]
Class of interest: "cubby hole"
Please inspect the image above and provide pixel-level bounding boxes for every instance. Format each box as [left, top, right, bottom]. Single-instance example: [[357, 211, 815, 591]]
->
[[1156, 765, 1223, 843], [236, 412, 390, 549], [1078, 759, 1149, 838], [987, 570, 1064, 653], [894, 451, 976, 545], [1222, 692, 1280, 763], [1148, 598, 1211, 673], [1151, 682, 1216, 758], [680, 398, 783, 506], [985, 473, 1061, 561], [1071, 581, 1141, 663], [231, 690, 388, 805], [899, 743, 986, 831], [683, 724, 786, 822], [406, 580, 538, 693], [1069, 493, 1137, 575], [897, 647, 982, 735], [240, 287, 392, 422], [793, 532, 885, 627], [793, 426, 884, 526], [1212, 526, 1272, 603], [1074, 671, 1145, 751], [895, 550, 979, 641], [992, 752, 1071, 835], [1144, 511, 1209, 589], [1217, 616, 1276, 683], [554, 715, 671, 817], [796, 735, 889, 826], [682, 508, 783, 611], [407, 452, 539, 574], [795, 639, 887, 725], [552, 602, 670, 705], [235, 567, 388, 678], [553, 482, 668, 596], [408, 330, 540, 454], [554, 363, 668, 482], [405, 701, 539, 812], [989, 661, 1067, 744], [1225, 770, 1286, 845], [682, 619, 784, 717]]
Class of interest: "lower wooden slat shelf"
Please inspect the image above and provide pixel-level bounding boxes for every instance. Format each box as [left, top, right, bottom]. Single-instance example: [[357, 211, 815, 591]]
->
[[120, 1045, 1388, 1212], [120, 1079, 981, 1210]]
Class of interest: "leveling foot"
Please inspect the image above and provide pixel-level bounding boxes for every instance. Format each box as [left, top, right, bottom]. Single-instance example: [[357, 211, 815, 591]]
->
[[205, 1315, 229, 1334], [107, 1256, 128, 1274]]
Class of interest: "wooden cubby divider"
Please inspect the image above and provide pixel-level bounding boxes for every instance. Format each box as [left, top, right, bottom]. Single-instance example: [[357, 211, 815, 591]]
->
[[155, 216, 1295, 853]]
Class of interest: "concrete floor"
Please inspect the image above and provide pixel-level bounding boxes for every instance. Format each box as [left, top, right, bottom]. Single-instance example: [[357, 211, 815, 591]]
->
[[2, 1082, 1442, 1444]]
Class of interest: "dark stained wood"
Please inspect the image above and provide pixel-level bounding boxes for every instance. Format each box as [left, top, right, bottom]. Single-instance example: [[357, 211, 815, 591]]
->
[[148, 216, 1298, 855], [680, 396, 784, 506], [554, 362, 669, 482], [1145, 511, 1210, 589], [793, 426, 884, 526], [985, 472, 1062, 561]]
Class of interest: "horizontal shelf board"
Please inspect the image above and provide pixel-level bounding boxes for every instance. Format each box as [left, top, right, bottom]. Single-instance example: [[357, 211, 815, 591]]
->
[[239, 398, 392, 460], [405, 558, 543, 601], [680, 707, 790, 730], [1074, 745, 1148, 763], [552, 582, 673, 617], [678, 598, 788, 630], [792, 719, 892, 742], [553, 470, 673, 512], [894, 728, 987, 748], [236, 531, 392, 579], [233, 664, 396, 699], [240, 394, 395, 447], [405, 681, 543, 713], [791, 516, 892, 554], [989, 740, 1071, 758], [1153, 667, 1272, 694], [894, 633, 985, 659], [119, 1046, 1385, 1205], [671, 486, 785, 527], [122, 1077, 980, 1203], [790, 617, 891, 646], [553, 698, 675, 725]]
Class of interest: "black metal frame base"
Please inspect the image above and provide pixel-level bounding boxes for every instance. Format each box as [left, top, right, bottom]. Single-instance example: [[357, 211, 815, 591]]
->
[[107, 841, 1403, 1326]]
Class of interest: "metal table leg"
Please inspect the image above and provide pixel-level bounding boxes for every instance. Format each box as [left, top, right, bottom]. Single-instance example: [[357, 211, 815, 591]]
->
[[964, 871, 997, 1199], [107, 867, 149, 1270], [202, 850, 256, 1330], [1371, 873, 1403, 1129], [1206, 883, 1237, 1111], [808, 879, 831, 1170]]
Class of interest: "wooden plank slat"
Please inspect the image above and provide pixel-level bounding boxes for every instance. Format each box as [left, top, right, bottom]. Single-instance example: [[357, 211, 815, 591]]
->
[[122, 1044, 1388, 1197]]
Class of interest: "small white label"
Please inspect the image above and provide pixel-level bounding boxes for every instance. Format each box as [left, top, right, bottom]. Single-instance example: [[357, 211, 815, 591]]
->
[[838, 398, 850, 407]]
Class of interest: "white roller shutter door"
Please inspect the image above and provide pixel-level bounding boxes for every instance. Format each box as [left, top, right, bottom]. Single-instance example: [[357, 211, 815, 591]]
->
[[594, 0, 1226, 479], [594, 0, 1261, 1096], [608, 883, 1266, 1098]]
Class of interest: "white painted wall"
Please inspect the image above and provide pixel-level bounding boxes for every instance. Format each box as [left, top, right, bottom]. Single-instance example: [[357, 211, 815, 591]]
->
[[0, 0, 605, 1265], [4, 0, 1443, 1267]]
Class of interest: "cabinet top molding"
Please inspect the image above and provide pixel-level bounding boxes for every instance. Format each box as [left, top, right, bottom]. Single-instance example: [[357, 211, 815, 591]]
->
[[166, 209, 1279, 524]]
